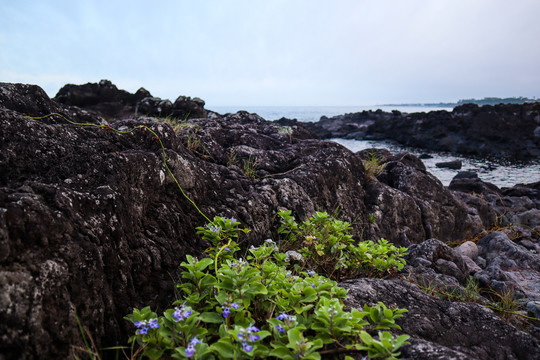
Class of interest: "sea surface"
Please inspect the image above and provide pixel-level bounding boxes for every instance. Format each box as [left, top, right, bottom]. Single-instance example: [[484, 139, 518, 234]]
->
[[210, 105, 452, 123], [210, 105, 540, 188]]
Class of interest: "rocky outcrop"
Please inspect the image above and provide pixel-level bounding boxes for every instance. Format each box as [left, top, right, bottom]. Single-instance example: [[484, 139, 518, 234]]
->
[[305, 102, 540, 159], [54, 79, 207, 119], [341, 278, 540, 360], [1, 81, 538, 359]]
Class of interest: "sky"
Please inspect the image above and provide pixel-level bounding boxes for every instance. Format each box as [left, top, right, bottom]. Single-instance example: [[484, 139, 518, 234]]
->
[[1, 0, 539, 107]]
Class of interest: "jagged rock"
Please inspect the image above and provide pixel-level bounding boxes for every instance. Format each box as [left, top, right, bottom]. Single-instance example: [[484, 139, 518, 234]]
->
[[1, 83, 375, 358], [405, 238, 467, 284], [340, 278, 540, 360], [306, 102, 540, 159], [375, 154, 484, 243], [1, 81, 538, 359], [475, 232, 540, 306], [135, 96, 173, 116], [171, 95, 207, 119], [54, 79, 150, 118]]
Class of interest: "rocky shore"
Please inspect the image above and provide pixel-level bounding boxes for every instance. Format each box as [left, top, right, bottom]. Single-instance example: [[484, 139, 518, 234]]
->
[[304, 103, 540, 160], [1, 81, 539, 359]]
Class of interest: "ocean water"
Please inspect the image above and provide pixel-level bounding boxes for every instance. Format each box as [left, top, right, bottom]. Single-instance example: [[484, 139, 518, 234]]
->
[[210, 105, 540, 188], [210, 105, 453, 122]]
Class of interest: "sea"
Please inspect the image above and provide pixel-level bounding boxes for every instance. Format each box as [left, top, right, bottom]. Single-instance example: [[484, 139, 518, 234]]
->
[[211, 105, 540, 188]]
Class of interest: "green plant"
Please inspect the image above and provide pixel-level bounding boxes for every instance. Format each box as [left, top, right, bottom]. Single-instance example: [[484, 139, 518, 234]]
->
[[126, 216, 409, 359], [161, 115, 192, 133], [277, 210, 408, 281], [242, 156, 258, 179], [362, 152, 386, 181], [227, 147, 239, 167], [276, 125, 293, 143]]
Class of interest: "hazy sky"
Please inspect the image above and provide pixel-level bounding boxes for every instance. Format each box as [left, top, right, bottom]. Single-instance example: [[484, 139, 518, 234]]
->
[[1, 0, 539, 106]]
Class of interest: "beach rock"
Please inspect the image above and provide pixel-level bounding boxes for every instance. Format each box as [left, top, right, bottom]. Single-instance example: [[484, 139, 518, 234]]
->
[[435, 160, 462, 170], [306, 102, 540, 159], [340, 278, 540, 360], [1, 81, 537, 359]]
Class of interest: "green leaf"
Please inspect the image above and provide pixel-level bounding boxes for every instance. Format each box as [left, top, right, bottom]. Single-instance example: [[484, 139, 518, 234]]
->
[[209, 339, 237, 358], [199, 312, 223, 324], [197, 258, 214, 271]]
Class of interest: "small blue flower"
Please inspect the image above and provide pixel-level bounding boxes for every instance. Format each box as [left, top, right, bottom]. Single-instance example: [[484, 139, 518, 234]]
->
[[276, 312, 288, 321], [247, 325, 260, 333], [212, 226, 220, 233], [148, 319, 160, 329], [275, 324, 286, 333], [222, 306, 230, 318], [137, 326, 149, 335], [231, 302, 240, 310], [173, 306, 192, 322], [307, 270, 315, 276], [311, 283, 316, 288], [224, 246, 231, 252], [242, 342, 253, 352], [230, 217, 237, 223], [249, 333, 260, 342], [190, 336, 202, 345], [185, 345, 196, 357]]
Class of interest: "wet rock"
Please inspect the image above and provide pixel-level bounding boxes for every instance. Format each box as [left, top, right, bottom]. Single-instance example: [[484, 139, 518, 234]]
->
[[306, 102, 540, 160], [435, 160, 462, 170], [340, 278, 540, 360]]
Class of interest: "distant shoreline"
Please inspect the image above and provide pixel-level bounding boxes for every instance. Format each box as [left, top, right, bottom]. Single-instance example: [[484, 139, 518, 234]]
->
[[380, 96, 538, 108]]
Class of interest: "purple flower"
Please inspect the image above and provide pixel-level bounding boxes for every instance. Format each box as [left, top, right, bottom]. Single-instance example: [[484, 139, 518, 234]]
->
[[185, 337, 201, 358], [231, 302, 240, 310], [212, 226, 221, 233], [149, 319, 160, 328], [185, 345, 196, 357], [134, 319, 159, 334], [307, 270, 315, 276], [222, 306, 230, 318], [276, 312, 288, 321], [247, 325, 260, 333], [249, 333, 260, 342], [230, 217, 237, 223], [224, 246, 231, 252], [173, 306, 192, 322], [275, 324, 286, 333], [243, 342, 253, 352]]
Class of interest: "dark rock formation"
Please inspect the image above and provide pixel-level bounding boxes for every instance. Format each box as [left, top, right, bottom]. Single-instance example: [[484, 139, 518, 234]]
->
[[54, 79, 150, 118], [54, 79, 207, 119], [435, 160, 462, 170], [305, 103, 540, 159], [340, 278, 540, 360], [1, 81, 538, 359]]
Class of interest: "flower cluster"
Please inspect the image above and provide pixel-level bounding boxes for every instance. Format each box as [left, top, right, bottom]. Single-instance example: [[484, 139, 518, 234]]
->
[[237, 325, 261, 353], [133, 318, 160, 335], [222, 302, 240, 318], [275, 312, 296, 334], [185, 336, 202, 357], [173, 305, 192, 322]]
